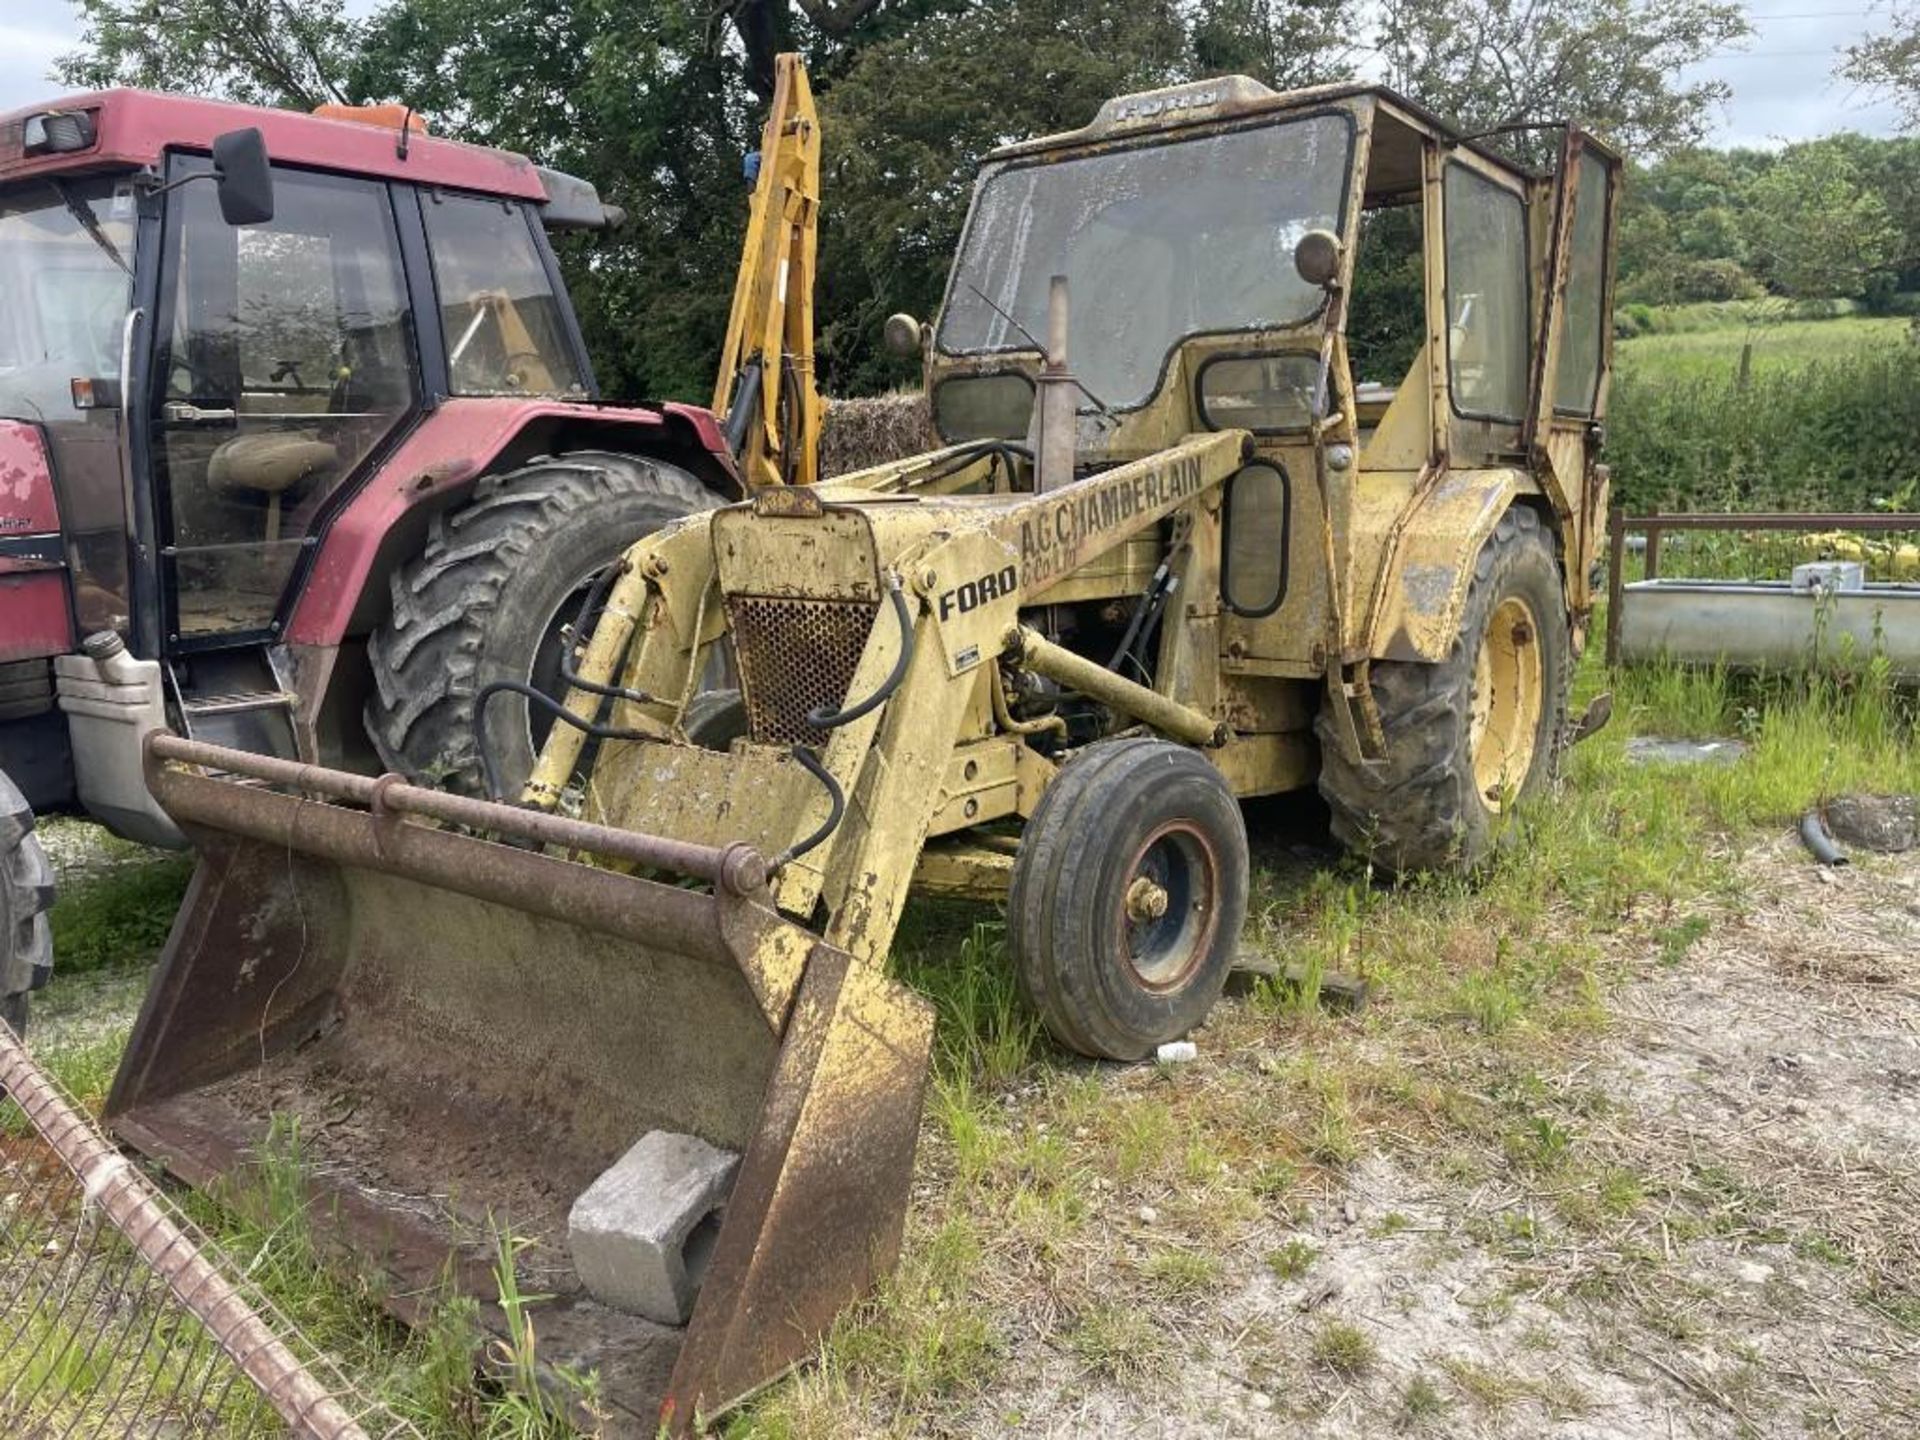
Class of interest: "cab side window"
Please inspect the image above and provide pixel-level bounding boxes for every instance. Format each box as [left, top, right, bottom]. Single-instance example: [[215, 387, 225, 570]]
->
[[1443, 165, 1529, 423], [422, 193, 586, 397]]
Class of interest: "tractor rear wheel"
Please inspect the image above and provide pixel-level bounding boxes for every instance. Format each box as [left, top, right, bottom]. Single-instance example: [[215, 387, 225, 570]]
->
[[1, 771, 55, 1037], [1316, 505, 1569, 874], [1010, 738, 1248, 1060], [365, 452, 719, 797]]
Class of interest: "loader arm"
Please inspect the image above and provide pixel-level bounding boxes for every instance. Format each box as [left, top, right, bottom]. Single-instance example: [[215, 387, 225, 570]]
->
[[713, 53, 822, 490]]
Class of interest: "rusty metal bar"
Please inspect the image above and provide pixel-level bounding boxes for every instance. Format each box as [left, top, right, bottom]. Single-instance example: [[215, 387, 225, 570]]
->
[[1008, 625, 1225, 747], [144, 758, 738, 965], [0, 1029, 370, 1440], [146, 732, 767, 894], [1616, 511, 1920, 532]]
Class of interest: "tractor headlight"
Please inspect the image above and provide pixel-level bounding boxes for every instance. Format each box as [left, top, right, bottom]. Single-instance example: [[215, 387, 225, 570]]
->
[[24, 110, 98, 156]]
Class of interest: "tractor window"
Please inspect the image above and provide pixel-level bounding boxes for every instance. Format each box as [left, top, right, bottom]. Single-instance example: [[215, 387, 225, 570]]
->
[[1442, 165, 1529, 423], [939, 114, 1353, 412], [422, 195, 586, 398], [1553, 151, 1610, 416], [156, 162, 416, 638]]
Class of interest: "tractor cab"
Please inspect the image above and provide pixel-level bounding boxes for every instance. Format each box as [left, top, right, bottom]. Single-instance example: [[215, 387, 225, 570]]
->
[[920, 79, 1620, 672], [0, 94, 602, 662]]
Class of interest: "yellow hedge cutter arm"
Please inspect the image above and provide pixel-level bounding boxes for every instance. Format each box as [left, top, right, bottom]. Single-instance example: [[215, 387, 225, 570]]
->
[[714, 53, 822, 490]]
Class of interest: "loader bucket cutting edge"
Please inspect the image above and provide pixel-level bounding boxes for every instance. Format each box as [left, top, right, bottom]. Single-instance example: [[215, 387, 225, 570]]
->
[[105, 734, 933, 1435]]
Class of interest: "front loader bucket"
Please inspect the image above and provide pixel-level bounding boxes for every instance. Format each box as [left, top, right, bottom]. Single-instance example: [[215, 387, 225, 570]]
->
[[104, 735, 932, 1435]]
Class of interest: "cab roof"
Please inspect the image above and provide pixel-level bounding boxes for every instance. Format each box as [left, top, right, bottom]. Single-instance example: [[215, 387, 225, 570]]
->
[[0, 89, 549, 200], [988, 77, 1575, 181]]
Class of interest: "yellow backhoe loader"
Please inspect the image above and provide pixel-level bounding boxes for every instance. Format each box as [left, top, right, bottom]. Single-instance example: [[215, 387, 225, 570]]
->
[[104, 61, 1620, 1434]]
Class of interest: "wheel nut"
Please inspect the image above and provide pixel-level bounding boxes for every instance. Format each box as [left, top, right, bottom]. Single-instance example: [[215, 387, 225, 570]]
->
[[1125, 876, 1170, 921]]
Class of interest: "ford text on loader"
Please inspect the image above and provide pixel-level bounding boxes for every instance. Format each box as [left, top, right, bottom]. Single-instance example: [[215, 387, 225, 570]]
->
[[104, 68, 1618, 1432]]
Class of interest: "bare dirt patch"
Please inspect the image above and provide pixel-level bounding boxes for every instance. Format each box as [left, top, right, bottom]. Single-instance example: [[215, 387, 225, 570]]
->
[[827, 835, 1920, 1439]]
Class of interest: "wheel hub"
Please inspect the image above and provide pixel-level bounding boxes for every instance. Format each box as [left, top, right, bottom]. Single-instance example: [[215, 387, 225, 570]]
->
[[1119, 823, 1220, 992], [1468, 594, 1544, 811], [1125, 876, 1170, 922]]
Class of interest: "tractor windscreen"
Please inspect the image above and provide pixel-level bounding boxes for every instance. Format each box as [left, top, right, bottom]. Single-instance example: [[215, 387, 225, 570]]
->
[[0, 178, 134, 422], [939, 113, 1352, 411]]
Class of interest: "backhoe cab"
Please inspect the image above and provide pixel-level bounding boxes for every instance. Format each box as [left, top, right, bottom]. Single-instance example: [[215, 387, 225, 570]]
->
[[104, 69, 1619, 1433]]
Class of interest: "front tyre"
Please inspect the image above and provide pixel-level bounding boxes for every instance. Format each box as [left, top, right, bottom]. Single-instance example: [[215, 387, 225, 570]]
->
[[365, 451, 719, 797], [1010, 738, 1249, 1061], [1, 772, 55, 1037], [1316, 505, 1570, 874]]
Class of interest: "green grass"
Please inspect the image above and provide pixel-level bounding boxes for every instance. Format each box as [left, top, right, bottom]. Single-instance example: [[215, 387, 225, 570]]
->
[[45, 836, 192, 976], [1608, 310, 1920, 513], [1615, 314, 1908, 382]]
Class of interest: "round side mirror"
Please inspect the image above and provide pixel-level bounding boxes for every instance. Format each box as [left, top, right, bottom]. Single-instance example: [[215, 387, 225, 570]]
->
[[1293, 229, 1342, 289], [883, 313, 926, 359]]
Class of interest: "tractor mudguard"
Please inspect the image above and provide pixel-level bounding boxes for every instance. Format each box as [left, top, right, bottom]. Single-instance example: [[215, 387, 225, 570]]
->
[[105, 733, 931, 1436], [1355, 466, 1548, 663]]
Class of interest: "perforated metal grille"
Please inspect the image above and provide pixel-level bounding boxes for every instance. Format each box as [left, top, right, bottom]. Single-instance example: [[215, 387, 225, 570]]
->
[[728, 594, 880, 746]]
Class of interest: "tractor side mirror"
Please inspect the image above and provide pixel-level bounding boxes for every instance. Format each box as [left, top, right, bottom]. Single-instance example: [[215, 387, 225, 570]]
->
[[211, 128, 274, 226], [1293, 228, 1343, 289], [883, 313, 927, 359]]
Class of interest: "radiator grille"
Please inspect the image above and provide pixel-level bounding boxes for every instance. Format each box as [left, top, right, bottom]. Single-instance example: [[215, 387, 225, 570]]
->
[[727, 594, 880, 746]]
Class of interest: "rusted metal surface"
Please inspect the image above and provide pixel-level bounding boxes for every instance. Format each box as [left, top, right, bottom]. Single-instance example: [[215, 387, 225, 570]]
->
[[147, 732, 770, 894], [117, 736, 935, 1435], [663, 945, 933, 1430], [1603, 510, 1920, 666]]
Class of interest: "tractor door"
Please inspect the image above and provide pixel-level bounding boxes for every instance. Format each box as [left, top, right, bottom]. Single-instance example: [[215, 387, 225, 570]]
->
[[149, 158, 417, 647], [1527, 132, 1621, 617]]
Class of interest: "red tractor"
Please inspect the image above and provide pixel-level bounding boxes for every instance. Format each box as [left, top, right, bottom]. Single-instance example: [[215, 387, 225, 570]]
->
[[0, 93, 750, 1026]]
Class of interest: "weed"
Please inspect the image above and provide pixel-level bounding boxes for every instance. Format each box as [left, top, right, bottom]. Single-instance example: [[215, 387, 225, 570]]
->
[[1264, 1237, 1318, 1281], [1310, 1320, 1377, 1378], [1400, 1371, 1448, 1423], [1654, 914, 1712, 967]]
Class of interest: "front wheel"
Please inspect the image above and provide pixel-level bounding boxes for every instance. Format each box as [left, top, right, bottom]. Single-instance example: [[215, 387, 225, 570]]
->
[[1316, 504, 1570, 874], [1010, 738, 1249, 1060], [1, 772, 55, 1038]]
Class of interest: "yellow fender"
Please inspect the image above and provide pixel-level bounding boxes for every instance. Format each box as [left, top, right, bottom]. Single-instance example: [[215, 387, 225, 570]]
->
[[1357, 466, 1547, 663]]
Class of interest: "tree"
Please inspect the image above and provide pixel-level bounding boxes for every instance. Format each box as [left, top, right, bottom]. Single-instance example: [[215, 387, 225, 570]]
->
[[1844, 9, 1920, 132], [58, 0, 364, 108], [1376, 0, 1751, 160], [1742, 142, 1899, 300]]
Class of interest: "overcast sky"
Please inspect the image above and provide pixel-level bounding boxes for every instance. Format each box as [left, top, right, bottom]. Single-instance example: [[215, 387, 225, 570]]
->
[[0, 3, 1909, 149]]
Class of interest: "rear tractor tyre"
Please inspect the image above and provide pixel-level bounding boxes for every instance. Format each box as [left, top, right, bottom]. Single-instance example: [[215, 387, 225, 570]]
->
[[365, 452, 720, 797], [1010, 738, 1249, 1061], [1316, 504, 1570, 875], [0, 771, 56, 1038]]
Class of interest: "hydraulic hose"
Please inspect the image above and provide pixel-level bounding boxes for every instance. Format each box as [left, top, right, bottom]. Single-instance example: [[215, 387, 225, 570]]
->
[[556, 559, 655, 707], [805, 575, 915, 730], [474, 680, 651, 802], [770, 744, 845, 870]]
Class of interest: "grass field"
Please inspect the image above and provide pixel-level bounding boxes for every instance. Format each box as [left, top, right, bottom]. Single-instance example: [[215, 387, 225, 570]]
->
[[1614, 314, 1911, 383]]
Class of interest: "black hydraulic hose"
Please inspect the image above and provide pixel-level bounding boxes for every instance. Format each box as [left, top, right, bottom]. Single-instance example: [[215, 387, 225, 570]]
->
[[804, 575, 915, 730], [723, 359, 764, 456], [1799, 808, 1849, 867], [770, 744, 845, 870], [474, 680, 651, 802], [557, 559, 655, 707]]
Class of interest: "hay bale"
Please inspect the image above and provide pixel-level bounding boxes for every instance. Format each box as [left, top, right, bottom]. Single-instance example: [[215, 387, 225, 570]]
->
[[820, 391, 936, 478]]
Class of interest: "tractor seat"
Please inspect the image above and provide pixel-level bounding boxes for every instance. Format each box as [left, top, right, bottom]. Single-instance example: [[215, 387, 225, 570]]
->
[[206, 433, 339, 496]]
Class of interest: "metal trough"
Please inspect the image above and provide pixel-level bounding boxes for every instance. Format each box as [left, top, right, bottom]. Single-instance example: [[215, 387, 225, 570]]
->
[[1616, 563, 1920, 679]]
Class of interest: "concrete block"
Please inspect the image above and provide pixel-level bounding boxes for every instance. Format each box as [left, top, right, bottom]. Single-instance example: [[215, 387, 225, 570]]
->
[[568, 1130, 739, 1325]]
